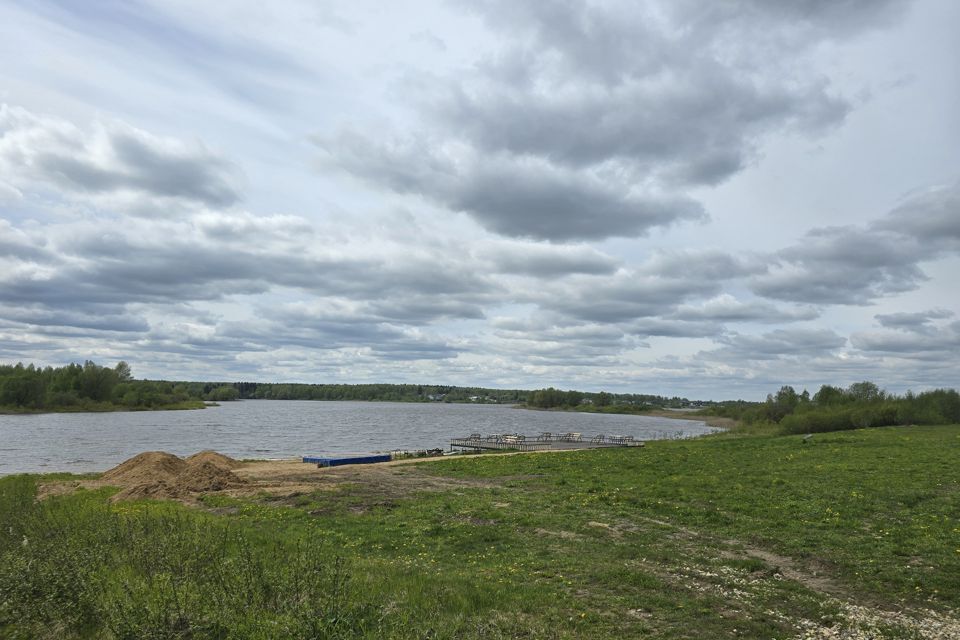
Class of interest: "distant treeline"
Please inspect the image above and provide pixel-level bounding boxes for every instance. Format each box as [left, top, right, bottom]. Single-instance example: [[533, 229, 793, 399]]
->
[[238, 382, 690, 409], [0, 360, 698, 413], [701, 381, 960, 433], [524, 387, 691, 412], [227, 382, 526, 403], [0, 361, 207, 412]]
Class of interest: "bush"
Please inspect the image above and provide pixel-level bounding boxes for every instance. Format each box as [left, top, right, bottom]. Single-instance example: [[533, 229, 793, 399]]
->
[[781, 407, 854, 434]]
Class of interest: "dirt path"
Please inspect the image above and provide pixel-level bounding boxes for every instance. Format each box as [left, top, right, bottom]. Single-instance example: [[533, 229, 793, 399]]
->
[[226, 457, 499, 500], [613, 514, 960, 640]]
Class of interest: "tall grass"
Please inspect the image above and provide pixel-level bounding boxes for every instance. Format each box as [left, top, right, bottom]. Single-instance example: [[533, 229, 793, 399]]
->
[[0, 476, 374, 639]]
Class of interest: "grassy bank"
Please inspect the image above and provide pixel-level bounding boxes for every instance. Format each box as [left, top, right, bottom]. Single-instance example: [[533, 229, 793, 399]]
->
[[2, 424, 958, 638], [0, 399, 207, 414]]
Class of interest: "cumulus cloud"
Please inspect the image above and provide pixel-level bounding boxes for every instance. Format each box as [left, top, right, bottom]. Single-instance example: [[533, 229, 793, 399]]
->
[[751, 178, 960, 305], [319, 132, 704, 241], [535, 271, 721, 324], [0, 104, 242, 209], [479, 241, 619, 277], [0, 305, 149, 333], [876, 180, 960, 251], [852, 319, 960, 356], [671, 0, 910, 37], [0, 211, 496, 316], [752, 226, 927, 304], [875, 309, 954, 331], [673, 294, 820, 323], [490, 319, 636, 365], [707, 328, 848, 361], [638, 250, 761, 280], [316, 0, 896, 241], [225, 302, 460, 361]]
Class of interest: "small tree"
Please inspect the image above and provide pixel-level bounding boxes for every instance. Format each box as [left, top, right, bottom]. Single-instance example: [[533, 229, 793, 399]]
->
[[114, 361, 133, 381], [765, 385, 799, 422]]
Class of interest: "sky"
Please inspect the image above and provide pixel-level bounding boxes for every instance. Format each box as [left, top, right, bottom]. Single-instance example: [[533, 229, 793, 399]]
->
[[0, 0, 958, 400]]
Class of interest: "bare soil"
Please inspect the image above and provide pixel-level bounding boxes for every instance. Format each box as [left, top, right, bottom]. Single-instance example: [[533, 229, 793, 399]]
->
[[38, 451, 497, 505], [39, 450, 248, 503]]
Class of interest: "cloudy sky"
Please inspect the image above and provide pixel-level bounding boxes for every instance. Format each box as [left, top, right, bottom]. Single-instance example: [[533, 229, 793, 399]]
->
[[1, 0, 958, 399]]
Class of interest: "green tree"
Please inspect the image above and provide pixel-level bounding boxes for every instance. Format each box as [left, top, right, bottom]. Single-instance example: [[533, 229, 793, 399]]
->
[[847, 381, 883, 403], [114, 361, 133, 381], [765, 385, 799, 422], [813, 385, 846, 405]]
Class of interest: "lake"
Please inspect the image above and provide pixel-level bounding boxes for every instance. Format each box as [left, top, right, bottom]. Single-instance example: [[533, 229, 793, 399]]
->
[[0, 400, 717, 475]]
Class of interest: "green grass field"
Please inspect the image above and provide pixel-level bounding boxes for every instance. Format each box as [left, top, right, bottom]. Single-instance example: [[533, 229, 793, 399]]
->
[[2, 424, 958, 638]]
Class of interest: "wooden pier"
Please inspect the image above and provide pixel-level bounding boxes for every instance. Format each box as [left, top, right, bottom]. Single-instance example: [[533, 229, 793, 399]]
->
[[450, 432, 645, 452]]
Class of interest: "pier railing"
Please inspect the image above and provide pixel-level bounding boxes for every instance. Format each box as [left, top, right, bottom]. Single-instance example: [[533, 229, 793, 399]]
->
[[450, 432, 643, 451], [449, 435, 554, 452]]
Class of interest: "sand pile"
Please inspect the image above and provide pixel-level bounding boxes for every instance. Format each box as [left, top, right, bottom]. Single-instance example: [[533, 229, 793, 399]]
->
[[104, 450, 245, 502], [186, 450, 242, 470], [177, 460, 244, 492], [101, 451, 187, 485]]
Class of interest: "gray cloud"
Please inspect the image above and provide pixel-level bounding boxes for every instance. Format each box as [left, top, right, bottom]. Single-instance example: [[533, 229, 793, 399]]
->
[[527, 248, 767, 325], [673, 0, 911, 36], [451, 160, 704, 241], [490, 319, 636, 366], [0, 104, 242, 208], [0, 305, 148, 333], [875, 309, 954, 332], [751, 179, 959, 305], [638, 250, 761, 280], [751, 226, 927, 304], [627, 318, 721, 339], [481, 241, 619, 277], [438, 58, 844, 184], [0, 209, 499, 343], [2, 212, 496, 308], [364, 296, 486, 323], [852, 321, 960, 355], [317, 0, 899, 241], [540, 273, 720, 323], [673, 295, 820, 323], [708, 328, 848, 361], [875, 180, 960, 251], [0, 220, 54, 262], [227, 303, 459, 361], [320, 133, 704, 241]]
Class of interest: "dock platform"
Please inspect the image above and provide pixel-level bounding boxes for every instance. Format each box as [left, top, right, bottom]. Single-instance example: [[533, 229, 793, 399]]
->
[[450, 433, 644, 452]]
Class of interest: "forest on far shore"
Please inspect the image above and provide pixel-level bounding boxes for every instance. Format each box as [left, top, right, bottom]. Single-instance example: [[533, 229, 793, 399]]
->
[[0, 360, 693, 413]]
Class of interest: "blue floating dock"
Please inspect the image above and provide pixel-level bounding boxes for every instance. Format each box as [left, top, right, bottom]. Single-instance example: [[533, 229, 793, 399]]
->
[[302, 454, 392, 468]]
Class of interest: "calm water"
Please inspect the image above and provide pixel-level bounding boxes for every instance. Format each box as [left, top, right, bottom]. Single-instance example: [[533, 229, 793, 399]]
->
[[0, 401, 716, 475]]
